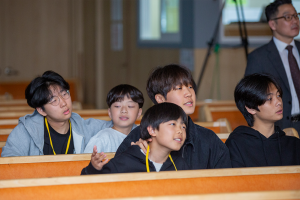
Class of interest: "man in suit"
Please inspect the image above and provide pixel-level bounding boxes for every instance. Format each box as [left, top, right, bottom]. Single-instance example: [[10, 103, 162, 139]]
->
[[245, 0, 300, 133]]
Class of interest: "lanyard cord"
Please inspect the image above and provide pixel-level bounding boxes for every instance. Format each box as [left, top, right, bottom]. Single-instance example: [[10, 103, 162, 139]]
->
[[145, 145, 177, 172], [44, 117, 72, 155]]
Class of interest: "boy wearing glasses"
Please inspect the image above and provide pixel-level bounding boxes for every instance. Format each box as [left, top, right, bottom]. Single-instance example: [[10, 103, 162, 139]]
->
[[1, 71, 113, 157], [245, 0, 300, 133]]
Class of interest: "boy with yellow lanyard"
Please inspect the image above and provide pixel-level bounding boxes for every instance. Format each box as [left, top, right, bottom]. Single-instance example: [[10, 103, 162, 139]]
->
[[2, 71, 113, 157], [81, 102, 189, 174]]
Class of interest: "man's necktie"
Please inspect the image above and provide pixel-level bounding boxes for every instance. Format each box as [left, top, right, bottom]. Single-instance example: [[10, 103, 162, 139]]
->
[[286, 45, 300, 104]]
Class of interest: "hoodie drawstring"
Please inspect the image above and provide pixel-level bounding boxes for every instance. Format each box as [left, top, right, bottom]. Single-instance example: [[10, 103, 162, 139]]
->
[[275, 126, 283, 165], [258, 132, 269, 166]]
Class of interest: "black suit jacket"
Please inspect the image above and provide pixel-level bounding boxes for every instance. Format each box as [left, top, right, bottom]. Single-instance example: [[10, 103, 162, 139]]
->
[[245, 39, 300, 130]]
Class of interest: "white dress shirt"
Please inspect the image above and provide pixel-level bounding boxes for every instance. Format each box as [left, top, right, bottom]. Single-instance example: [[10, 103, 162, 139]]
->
[[273, 37, 300, 115]]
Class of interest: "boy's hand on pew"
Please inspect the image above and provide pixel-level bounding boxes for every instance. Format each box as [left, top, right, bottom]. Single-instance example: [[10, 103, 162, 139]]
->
[[91, 146, 109, 170], [131, 138, 152, 153]]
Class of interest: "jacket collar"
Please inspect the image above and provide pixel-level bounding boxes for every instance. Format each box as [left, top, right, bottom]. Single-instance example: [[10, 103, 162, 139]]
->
[[183, 116, 195, 151]]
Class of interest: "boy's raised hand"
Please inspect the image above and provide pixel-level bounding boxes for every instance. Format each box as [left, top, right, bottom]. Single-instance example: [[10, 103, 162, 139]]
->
[[91, 145, 109, 170], [131, 138, 152, 153]]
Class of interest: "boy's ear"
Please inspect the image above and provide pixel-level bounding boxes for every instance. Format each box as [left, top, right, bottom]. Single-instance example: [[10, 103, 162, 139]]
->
[[147, 126, 157, 137], [36, 107, 47, 117], [137, 108, 142, 119], [155, 94, 166, 104], [245, 106, 257, 115], [108, 108, 112, 119]]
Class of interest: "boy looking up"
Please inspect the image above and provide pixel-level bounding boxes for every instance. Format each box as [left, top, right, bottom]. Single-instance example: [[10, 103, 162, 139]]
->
[[2, 71, 113, 157], [81, 102, 189, 174], [226, 73, 300, 167], [116, 64, 231, 169], [84, 84, 143, 153]]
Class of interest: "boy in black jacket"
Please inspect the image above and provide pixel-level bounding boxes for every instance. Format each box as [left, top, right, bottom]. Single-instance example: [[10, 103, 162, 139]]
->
[[116, 64, 231, 169], [226, 73, 300, 167], [81, 103, 189, 174]]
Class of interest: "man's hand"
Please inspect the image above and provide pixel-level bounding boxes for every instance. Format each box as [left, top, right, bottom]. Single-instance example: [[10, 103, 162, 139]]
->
[[131, 138, 152, 153], [91, 145, 109, 170]]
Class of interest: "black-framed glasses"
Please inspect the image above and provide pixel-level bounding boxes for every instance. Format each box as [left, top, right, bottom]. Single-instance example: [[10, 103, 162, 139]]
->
[[272, 13, 300, 21], [48, 90, 70, 106]]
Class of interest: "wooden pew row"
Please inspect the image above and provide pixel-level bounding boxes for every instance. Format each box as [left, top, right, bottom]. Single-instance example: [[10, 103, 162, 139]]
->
[[0, 80, 81, 101], [0, 116, 112, 129], [0, 153, 114, 180], [0, 119, 231, 143], [0, 99, 27, 107], [112, 190, 300, 200], [0, 142, 4, 155], [0, 116, 141, 130], [0, 129, 10, 141], [0, 132, 230, 158], [0, 166, 299, 199], [0, 109, 111, 119], [196, 100, 236, 121], [204, 105, 248, 130]]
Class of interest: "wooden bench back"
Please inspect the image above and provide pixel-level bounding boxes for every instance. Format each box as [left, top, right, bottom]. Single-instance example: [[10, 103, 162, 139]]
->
[[109, 190, 300, 200], [0, 166, 299, 199], [0, 109, 109, 119], [283, 128, 299, 139], [0, 80, 81, 101], [204, 105, 248, 130], [0, 153, 115, 180], [0, 118, 230, 144]]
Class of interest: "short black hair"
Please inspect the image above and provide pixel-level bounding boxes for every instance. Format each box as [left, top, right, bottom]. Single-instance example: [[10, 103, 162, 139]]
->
[[106, 84, 144, 108], [25, 71, 70, 109], [140, 102, 188, 140], [234, 73, 283, 127], [265, 0, 292, 21], [146, 64, 196, 104]]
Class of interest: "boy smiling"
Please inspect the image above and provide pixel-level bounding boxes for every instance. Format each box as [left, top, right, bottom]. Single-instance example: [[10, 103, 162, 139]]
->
[[116, 64, 231, 169], [81, 103, 189, 174], [84, 84, 143, 153]]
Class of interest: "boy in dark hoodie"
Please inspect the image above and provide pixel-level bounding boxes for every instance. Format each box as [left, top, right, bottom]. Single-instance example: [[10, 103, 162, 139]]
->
[[81, 103, 189, 174], [116, 64, 231, 169], [226, 73, 300, 167]]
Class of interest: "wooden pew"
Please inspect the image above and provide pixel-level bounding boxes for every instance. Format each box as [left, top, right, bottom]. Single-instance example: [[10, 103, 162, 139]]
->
[[0, 153, 115, 180], [0, 142, 4, 155], [283, 127, 299, 139], [0, 119, 18, 129], [0, 80, 81, 101], [0, 118, 230, 144], [0, 132, 229, 157], [195, 118, 232, 133], [0, 109, 118, 120], [0, 99, 28, 107], [111, 190, 300, 200], [0, 106, 34, 112], [204, 105, 248, 130], [0, 117, 112, 129], [0, 166, 299, 199], [196, 100, 236, 121], [0, 129, 10, 142]]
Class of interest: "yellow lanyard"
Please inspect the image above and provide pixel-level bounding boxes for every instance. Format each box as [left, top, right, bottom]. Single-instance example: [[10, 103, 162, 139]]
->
[[44, 117, 72, 155], [146, 145, 177, 172]]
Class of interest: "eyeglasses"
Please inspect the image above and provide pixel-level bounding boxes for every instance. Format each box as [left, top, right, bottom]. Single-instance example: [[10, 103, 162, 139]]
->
[[272, 13, 300, 21], [48, 90, 70, 106]]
